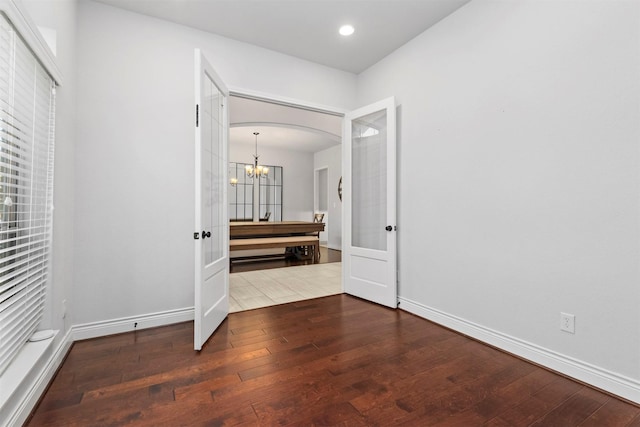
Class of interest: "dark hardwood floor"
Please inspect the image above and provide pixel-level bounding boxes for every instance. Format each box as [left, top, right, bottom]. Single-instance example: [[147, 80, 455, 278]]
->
[[27, 295, 640, 426], [230, 246, 341, 273]]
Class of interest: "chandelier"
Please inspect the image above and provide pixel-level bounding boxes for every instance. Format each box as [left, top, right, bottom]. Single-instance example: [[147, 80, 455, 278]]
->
[[245, 132, 269, 178]]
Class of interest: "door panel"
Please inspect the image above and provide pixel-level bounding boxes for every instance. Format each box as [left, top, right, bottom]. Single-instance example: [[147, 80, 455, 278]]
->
[[194, 49, 229, 350], [343, 97, 397, 308]]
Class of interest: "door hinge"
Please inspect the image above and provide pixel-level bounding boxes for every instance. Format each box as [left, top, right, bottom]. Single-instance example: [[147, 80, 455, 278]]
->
[[194, 232, 200, 240], [195, 104, 199, 127]]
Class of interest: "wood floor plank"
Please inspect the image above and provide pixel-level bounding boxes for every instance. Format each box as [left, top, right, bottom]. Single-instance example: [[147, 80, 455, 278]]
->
[[529, 386, 610, 426], [626, 413, 640, 426], [579, 396, 640, 426], [172, 372, 241, 401], [464, 367, 558, 422], [26, 294, 640, 426], [497, 393, 562, 426], [83, 347, 271, 401]]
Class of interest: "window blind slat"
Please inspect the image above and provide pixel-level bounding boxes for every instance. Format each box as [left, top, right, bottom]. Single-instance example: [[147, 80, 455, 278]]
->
[[0, 260, 48, 294], [0, 288, 42, 324], [0, 260, 48, 293], [0, 256, 48, 290], [1, 308, 43, 349], [0, 300, 44, 362], [0, 286, 44, 321], [0, 304, 43, 367], [0, 279, 28, 307], [0, 236, 48, 257]]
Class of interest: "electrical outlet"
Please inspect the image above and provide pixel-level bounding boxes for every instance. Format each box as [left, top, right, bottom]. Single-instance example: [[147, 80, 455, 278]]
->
[[61, 299, 67, 319], [560, 312, 575, 334]]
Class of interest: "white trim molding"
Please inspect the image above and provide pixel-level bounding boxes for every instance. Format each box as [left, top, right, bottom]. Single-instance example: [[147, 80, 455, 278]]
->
[[399, 296, 640, 404], [228, 86, 348, 117], [73, 307, 195, 341], [0, 0, 62, 84]]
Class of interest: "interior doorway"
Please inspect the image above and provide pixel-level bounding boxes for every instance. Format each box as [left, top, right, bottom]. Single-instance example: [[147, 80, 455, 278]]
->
[[227, 93, 344, 312]]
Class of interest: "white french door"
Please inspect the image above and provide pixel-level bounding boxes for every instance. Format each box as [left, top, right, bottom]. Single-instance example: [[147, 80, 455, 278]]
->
[[194, 49, 229, 350], [343, 97, 397, 308]]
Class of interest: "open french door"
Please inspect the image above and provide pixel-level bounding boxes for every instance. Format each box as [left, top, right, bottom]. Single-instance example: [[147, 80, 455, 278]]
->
[[343, 97, 397, 308], [194, 49, 229, 350]]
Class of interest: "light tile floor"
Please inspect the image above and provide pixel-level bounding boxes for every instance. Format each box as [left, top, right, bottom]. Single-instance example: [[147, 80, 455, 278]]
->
[[229, 262, 342, 312]]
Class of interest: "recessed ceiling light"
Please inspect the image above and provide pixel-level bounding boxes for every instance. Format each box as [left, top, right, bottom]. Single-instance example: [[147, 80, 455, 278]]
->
[[339, 25, 355, 36]]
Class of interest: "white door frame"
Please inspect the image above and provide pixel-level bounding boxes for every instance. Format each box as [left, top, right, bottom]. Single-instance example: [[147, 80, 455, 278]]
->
[[226, 90, 398, 310], [228, 87, 348, 118]]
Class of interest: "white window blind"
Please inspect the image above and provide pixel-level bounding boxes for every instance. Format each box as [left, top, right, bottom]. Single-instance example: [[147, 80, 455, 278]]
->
[[0, 12, 55, 376]]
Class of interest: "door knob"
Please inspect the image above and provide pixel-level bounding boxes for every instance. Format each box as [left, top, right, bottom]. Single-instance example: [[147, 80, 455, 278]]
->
[[385, 225, 393, 231], [202, 231, 211, 239]]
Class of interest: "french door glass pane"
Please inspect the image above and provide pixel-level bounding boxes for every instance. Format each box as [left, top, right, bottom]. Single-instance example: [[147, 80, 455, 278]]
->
[[351, 109, 387, 251], [203, 75, 223, 265]]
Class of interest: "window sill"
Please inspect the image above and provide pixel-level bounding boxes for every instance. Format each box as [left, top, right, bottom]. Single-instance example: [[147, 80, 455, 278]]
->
[[0, 330, 58, 424]]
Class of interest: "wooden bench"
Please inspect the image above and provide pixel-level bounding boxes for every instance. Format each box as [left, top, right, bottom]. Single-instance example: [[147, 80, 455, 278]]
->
[[229, 235, 320, 263]]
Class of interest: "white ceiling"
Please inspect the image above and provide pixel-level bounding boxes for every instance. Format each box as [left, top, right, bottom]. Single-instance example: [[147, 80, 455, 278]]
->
[[92, 0, 471, 74], [230, 96, 341, 153], [92, 0, 471, 154]]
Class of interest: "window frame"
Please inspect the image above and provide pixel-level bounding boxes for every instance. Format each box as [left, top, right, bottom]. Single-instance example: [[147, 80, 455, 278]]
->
[[0, 0, 61, 377]]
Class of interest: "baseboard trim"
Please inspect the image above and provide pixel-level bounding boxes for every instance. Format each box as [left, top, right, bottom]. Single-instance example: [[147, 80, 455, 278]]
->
[[73, 307, 195, 341], [4, 328, 73, 427], [399, 296, 640, 404]]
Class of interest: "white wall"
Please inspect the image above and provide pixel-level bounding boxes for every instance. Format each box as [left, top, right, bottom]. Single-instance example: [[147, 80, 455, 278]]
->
[[230, 143, 314, 221], [314, 145, 342, 249], [357, 0, 640, 397], [74, 0, 356, 326]]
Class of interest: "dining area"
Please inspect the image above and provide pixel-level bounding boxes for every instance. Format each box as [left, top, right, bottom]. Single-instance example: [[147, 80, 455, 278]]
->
[[227, 144, 339, 272], [230, 219, 325, 264], [227, 110, 343, 309]]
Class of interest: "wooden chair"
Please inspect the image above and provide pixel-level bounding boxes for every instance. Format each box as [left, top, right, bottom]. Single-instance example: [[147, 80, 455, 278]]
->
[[313, 213, 325, 259], [259, 211, 271, 222]]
